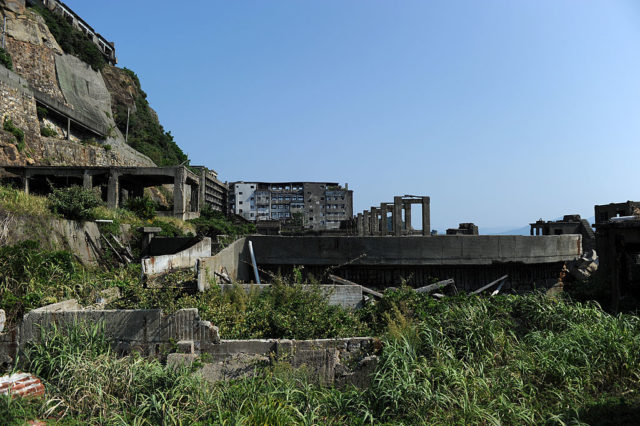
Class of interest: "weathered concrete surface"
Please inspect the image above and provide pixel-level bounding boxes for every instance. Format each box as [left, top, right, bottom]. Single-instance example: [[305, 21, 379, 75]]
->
[[20, 308, 220, 355], [198, 238, 250, 291], [217, 284, 363, 309], [142, 237, 211, 277], [168, 337, 379, 386], [246, 235, 582, 266], [197, 235, 582, 291]]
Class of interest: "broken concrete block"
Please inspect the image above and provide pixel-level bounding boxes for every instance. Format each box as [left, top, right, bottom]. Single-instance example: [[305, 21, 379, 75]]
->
[[0, 309, 5, 333], [176, 340, 194, 354], [31, 299, 81, 313]]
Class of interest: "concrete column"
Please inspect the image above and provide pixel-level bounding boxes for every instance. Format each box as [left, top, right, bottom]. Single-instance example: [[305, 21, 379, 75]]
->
[[363, 210, 370, 235], [530, 227, 534, 236], [82, 172, 93, 190], [107, 170, 120, 209], [370, 207, 378, 235], [422, 196, 431, 236], [405, 202, 412, 234], [393, 196, 403, 236], [357, 213, 364, 236], [379, 203, 388, 235], [66, 117, 71, 140], [22, 176, 29, 195], [173, 167, 186, 219]]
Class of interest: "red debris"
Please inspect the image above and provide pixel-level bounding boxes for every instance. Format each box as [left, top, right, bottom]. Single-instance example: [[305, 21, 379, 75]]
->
[[0, 373, 45, 398]]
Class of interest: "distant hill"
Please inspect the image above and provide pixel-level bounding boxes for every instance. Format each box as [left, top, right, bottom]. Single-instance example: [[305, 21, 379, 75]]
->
[[482, 216, 595, 236]]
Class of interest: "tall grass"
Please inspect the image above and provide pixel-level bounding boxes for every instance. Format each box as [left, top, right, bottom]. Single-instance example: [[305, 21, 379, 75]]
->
[[0, 186, 51, 217], [3, 293, 640, 424]]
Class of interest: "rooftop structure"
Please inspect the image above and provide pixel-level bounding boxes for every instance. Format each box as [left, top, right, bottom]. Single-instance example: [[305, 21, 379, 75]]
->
[[530, 214, 595, 251]]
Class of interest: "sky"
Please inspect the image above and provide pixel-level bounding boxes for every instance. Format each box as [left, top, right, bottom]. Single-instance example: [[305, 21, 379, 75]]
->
[[65, 0, 640, 233]]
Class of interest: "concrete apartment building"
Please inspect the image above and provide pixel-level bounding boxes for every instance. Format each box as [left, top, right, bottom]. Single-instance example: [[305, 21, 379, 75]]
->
[[191, 167, 227, 213], [228, 182, 353, 230]]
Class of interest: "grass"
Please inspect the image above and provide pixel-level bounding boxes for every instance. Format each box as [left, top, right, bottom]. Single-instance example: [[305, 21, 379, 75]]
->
[[2, 292, 640, 424], [0, 186, 51, 218]]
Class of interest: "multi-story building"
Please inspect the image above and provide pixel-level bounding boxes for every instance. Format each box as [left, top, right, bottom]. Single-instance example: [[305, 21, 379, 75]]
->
[[191, 166, 227, 213], [228, 182, 353, 230]]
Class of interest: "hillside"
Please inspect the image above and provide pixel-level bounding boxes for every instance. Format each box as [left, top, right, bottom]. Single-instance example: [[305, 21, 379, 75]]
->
[[0, 1, 188, 167]]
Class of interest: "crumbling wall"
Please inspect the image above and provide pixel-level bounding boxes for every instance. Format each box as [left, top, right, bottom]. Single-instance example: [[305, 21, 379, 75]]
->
[[142, 237, 211, 277]]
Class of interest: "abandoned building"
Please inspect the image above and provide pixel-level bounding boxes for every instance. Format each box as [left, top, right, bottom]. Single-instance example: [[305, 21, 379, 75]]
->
[[355, 195, 430, 236], [446, 223, 479, 235], [594, 201, 640, 224], [25, 0, 117, 64], [191, 166, 227, 213], [2, 165, 203, 220], [593, 202, 640, 311], [530, 214, 595, 251], [228, 182, 353, 231]]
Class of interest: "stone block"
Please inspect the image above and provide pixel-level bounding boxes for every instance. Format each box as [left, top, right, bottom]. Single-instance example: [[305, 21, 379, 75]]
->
[[176, 340, 194, 354], [0, 309, 5, 333]]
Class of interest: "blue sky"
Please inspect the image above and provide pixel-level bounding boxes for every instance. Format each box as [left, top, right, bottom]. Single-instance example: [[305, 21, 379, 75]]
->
[[66, 1, 640, 232]]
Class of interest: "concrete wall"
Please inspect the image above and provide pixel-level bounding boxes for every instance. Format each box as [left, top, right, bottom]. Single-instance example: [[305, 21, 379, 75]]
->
[[170, 337, 379, 386], [246, 235, 581, 266], [218, 284, 363, 309], [142, 237, 211, 277], [198, 238, 251, 291], [196, 235, 581, 292]]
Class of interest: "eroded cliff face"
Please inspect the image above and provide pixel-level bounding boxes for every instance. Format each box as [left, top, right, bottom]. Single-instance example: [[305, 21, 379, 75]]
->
[[0, 2, 155, 167]]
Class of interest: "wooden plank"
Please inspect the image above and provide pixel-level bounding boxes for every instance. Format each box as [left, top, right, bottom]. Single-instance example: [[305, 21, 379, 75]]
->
[[471, 275, 508, 295], [415, 278, 455, 294]]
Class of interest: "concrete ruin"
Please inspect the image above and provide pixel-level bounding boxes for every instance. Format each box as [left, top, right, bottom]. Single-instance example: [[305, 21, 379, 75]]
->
[[594, 212, 640, 311], [446, 223, 479, 235], [199, 234, 582, 292], [2, 165, 202, 220], [0, 304, 378, 386], [530, 214, 595, 251], [356, 195, 430, 236], [142, 236, 211, 278]]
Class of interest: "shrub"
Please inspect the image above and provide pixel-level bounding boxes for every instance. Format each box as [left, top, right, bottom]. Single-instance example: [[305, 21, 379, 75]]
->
[[47, 185, 104, 221], [190, 205, 255, 240], [40, 125, 57, 137], [103, 143, 112, 151], [0, 47, 13, 70], [3, 117, 25, 152], [124, 195, 156, 220]]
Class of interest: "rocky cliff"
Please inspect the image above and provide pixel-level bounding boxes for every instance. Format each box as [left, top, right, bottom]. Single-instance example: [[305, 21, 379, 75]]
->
[[0, 1, 181, 168]]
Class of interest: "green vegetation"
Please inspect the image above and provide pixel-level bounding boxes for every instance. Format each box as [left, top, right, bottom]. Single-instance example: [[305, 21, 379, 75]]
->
[[0, 47, 13, 70], [30, 6, 106, 71], [113, 68, 188, 166], [0, 185, 51, 217], [39, 125, 57, 137], [2, 288, 640, 424], [123, 195, 156, 220], [2, 117, 25, 152], [189, 205, 256, 245], [47, 186, 103, 221]]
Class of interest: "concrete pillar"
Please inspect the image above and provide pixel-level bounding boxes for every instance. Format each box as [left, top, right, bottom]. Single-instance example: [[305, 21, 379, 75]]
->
[[405, 202, 412, 234], [357, 213, 364, 236], [82, 172, 93, 190], [22, 176, 29, 195], [422, 196, 431, 236], [173, 167, 186, 219], [530, 227, 534, 236], [393, 196, 403, 236], [363, 210, 370, 235], [370, 207, 378, 235], [66, 117, 71, 140], [380, 203, 388, 235], [107, 170, 120, 209]]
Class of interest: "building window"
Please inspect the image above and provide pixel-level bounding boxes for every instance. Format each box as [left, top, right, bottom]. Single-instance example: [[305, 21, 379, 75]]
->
[[239, 192, 243, 195], [239, 201, 243, 205]]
